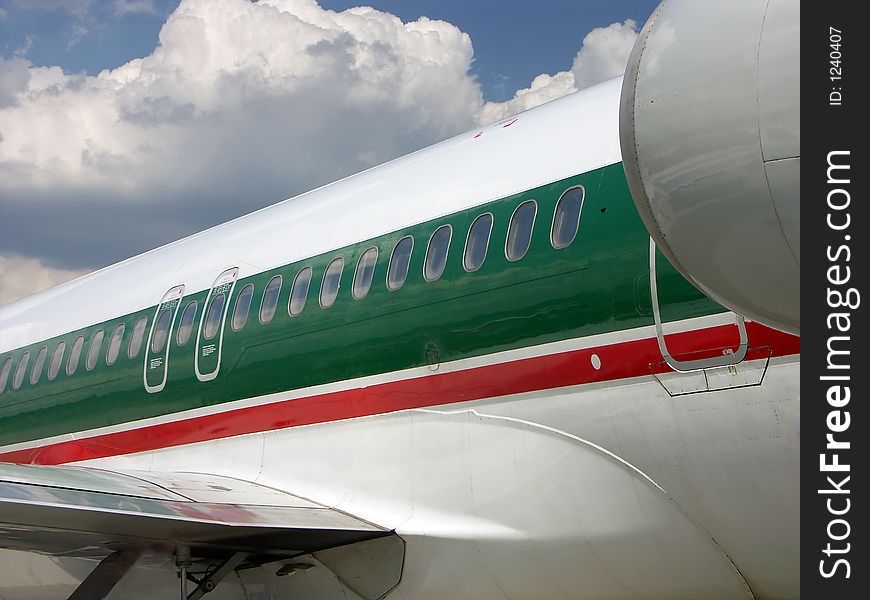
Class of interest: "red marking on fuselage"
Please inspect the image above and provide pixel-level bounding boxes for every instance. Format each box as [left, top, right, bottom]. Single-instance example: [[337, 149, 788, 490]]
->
[[0, 322, 799, 465]]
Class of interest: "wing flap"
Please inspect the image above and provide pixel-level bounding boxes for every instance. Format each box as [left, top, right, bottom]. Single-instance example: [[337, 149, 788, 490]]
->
[[0, 463, 389, 559]]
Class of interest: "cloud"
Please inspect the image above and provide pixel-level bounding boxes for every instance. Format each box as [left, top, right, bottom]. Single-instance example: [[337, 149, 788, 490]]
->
[[1, 0, 483, 271], [66, 23, 89, 50], [113, 0, 157, 16], [0, 255, 88, 306], [13, 34, 35, 57], [0, 7, 8, 20], [0, 58, 32, 107], [12, 0, 95, 18], [480, 19, 638, 125], [0, 1, 639, 305]]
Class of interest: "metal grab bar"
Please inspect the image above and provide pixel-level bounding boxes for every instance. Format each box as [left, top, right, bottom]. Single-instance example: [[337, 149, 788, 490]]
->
[[649, 238, 748, 373]]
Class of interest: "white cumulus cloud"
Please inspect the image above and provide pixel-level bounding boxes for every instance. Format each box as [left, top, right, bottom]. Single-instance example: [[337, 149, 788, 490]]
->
[[1, 0, 484, 270], [480, 19, 637, 125], [0, 0, 640, 305], [113, 0, 157, 16], [0, 255, 88, 306]]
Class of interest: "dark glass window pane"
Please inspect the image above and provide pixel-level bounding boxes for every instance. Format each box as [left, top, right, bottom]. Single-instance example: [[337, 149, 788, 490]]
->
[[464, 213, 493, 272], [204, 293, 226, 340], [506, 200, 537, 261], [176, 301, 198, 346], [353, 247, 378, 300], [260, 276, 282, 324], [387, 236, 413, 291], [320, 258, 344, 308], [289, 267, 312, 316], [232, 284, 254, 331], [551, 186, 585, 249], [424, 225, 452, 282]]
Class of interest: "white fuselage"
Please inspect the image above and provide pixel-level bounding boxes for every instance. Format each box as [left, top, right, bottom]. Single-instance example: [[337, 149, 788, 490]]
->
[[0, 77, 799, 600]]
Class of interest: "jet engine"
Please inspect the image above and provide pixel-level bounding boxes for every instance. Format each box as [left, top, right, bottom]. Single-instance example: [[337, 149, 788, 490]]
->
[[619, 0, 799, 334]]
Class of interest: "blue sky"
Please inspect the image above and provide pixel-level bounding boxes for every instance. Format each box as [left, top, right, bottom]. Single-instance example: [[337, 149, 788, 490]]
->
[[0, 0, 655, 302], [0, 0, 658, 101]]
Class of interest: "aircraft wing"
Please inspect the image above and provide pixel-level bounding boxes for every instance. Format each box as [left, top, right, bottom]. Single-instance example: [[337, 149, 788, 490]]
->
[[0, 463, 400, 599]]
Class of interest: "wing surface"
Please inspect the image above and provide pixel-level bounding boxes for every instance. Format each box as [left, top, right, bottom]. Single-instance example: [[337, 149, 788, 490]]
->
[[0, 463, 390, 559]]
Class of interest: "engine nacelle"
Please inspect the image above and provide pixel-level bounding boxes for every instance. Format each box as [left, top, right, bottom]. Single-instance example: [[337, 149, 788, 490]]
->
[[619, 0, 799, 334]]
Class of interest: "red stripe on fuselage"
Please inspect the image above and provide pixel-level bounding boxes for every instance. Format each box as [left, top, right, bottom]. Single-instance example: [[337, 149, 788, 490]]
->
[[0, 322, 799, 465]]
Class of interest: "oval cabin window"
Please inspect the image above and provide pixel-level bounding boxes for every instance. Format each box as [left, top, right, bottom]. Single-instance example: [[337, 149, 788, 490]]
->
[[151, 310, 173, 353], [232, 284, 254, 331], [289, 267, 312, 316], [12, 352, 30, 390], [353, 247, 378, 300], [106, 323, 125, 365], [464, 213, 493, 272], [203, 293, 226, 341], [0, 357, 12, 393], [320, 258, 344, 308], [551, 186, 585, 249], [128, 316, 147, 359], [424, 225, 452, 282], [67, 336, 85, 376], [506, 200, 537, 261], [176, 301, 198, 346], [30, 346, 47, 385], [260, 276, 282, 324], [48, 342, 65, 381], [86, 330, 105, 371], [387, 236, 413, 291]]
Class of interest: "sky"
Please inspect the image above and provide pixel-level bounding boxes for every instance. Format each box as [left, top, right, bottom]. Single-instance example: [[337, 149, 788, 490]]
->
[[0, 0, 658, 305]]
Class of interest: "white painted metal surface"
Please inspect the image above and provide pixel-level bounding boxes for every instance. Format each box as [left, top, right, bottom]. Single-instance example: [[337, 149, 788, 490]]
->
[[620, 0, 800, 334], [0, 77, 623, 354], [0, 44, 801, 598], [12, 355, 791, 600]]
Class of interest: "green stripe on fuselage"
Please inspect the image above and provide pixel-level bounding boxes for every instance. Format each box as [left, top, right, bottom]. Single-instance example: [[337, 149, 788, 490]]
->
[[0, 163, 724, 446]]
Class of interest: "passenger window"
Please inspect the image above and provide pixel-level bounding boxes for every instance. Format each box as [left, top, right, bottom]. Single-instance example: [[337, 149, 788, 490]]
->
[[151, 309, 173, 352], [106, 323, 125, 365], [463, 213, 493, 272], [13, 352, 30, 390], [232, 284, 254, 331], [551, 186, 585, 249], [260, 276, 282, 324], [203, 293, 226, 340], [424, 225, 452, 281], [128, 316, 147, 359], [176, 301, 198, 346], [86, 329, 105, 371], [320, 258, 344, 308], [289, 267, 312, 316], [387, 236, 413, 291], [67, 336, 85, 376], [0, 357, 11, 393], [30, 346, 48, 385], [353, 247, 378, 300], [506, 200, 537, 261], [48, 342, 65, 381]]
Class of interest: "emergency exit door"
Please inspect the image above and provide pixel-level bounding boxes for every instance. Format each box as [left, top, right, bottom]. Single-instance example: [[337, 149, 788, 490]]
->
[[195, 267, 239, 382]]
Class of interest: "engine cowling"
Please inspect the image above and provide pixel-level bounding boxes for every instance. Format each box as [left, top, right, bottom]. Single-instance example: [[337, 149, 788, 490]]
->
[[619, 0, 799, 334]]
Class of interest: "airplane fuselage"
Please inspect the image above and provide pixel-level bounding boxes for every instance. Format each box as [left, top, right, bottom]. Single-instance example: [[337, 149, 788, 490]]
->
[[0, 77, 799, 600]]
